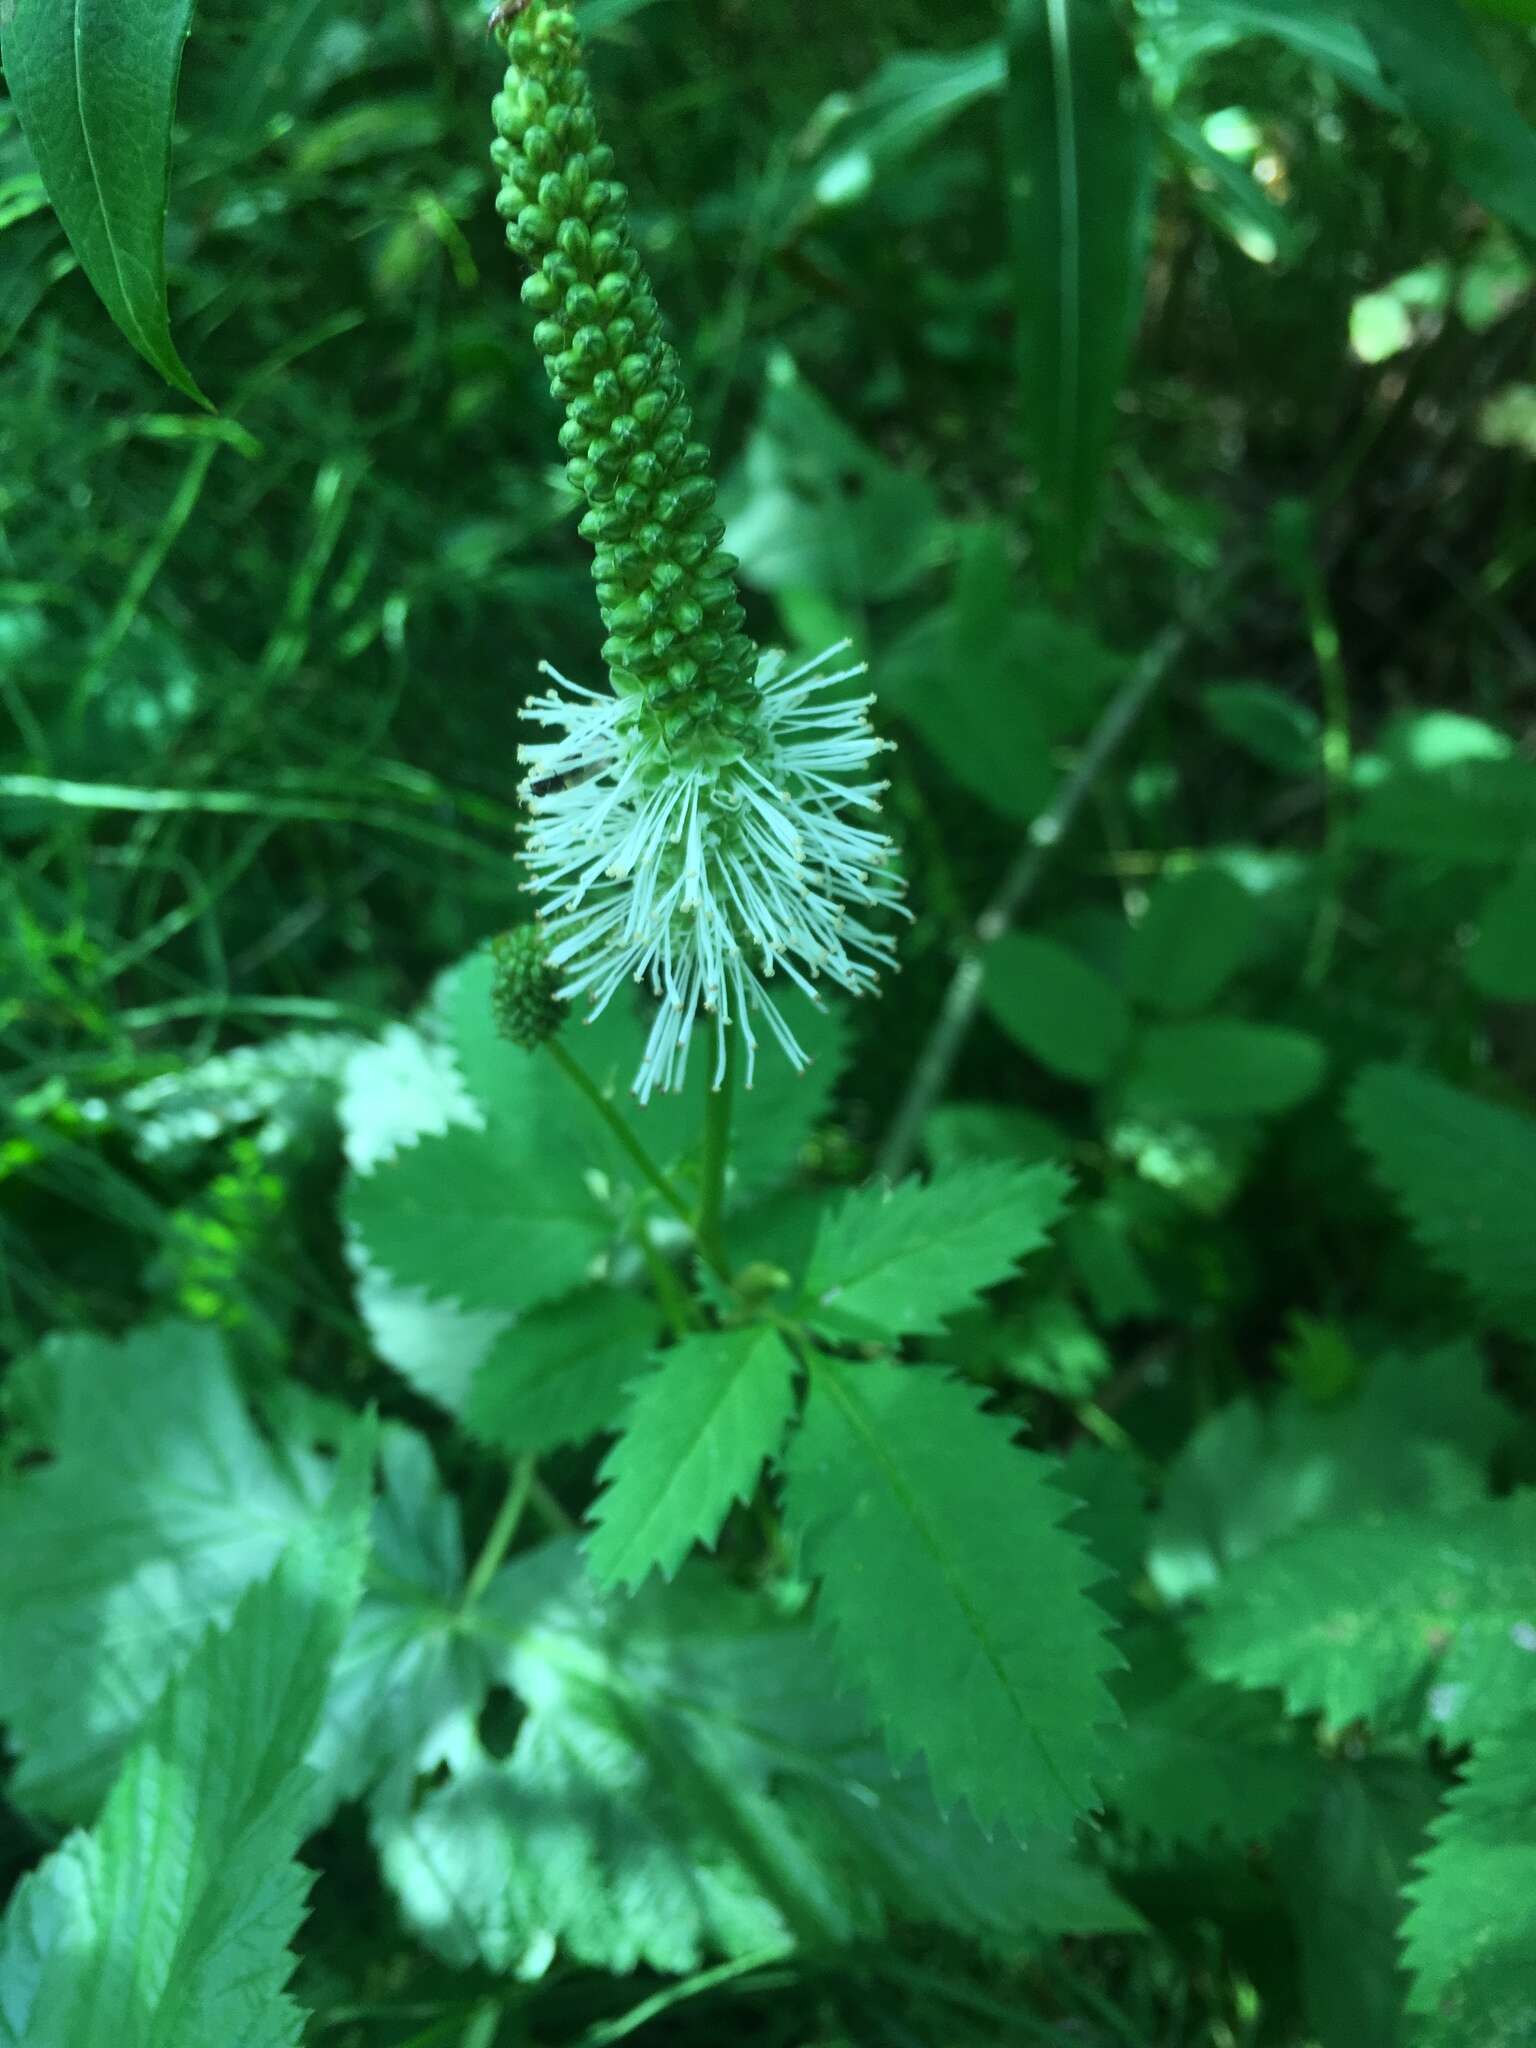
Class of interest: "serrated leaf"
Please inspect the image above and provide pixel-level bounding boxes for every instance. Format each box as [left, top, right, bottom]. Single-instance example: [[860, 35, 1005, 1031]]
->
[[984, 932, 1132, 1082], [465, 1286, 658, 1457], [586, 1326, 799, 1588], [1274, 1759, 1440, 2048], [1403, 1720, 1536, 2022], [0, 1321, 337, 1818], [1124, 1016, 1327, 1118], [1192, 1494, 1536, 1739], [782, 1356, 1117, 1834], [1105, 1623, 1320, 1845], [1124, 869, 1256, 1015], [0, 0, 207, 402], [0, 1441, 371, 2048], [1149, 1343, 1504, 1603], [309, 1427, 495, 1811], [1349, 1063, 1536, 1334], [1006, 0, 1154, 590], [375, 1542, 1130, 1975], [800, 1159, 1070, 1341], [1353, 756, 1536, 863]]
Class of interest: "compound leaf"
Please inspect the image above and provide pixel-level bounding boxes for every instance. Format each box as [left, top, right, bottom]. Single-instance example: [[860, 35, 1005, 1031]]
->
[[586, 1326, 799, 1588], [782, 1356, 1118, 1834], [799, 1159, 1071, 1341], [466, 1287, 659, 1456]]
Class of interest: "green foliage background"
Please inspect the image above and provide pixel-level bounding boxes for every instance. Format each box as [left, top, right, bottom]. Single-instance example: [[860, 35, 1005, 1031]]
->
[[2, 0, 1536, 2042]]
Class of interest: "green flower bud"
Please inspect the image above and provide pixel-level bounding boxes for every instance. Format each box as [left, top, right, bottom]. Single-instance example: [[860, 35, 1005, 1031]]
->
[[490, 1, 756, 746], [489, 925, 566, 1051]]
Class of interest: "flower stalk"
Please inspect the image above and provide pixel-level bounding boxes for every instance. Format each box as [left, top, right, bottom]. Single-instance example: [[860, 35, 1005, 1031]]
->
[[490, 4, 904, 1101]]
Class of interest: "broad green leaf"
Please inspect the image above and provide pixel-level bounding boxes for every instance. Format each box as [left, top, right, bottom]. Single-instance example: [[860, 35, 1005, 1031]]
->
[[800, 1158, 1071, 1341], [1149, 1344, 1504, 1603], [1061, 1194, 1161, 1322], [1201, 678, 1323, 775], [783, 1356, 1118, 1833], [0, 1321, 336, 1818], [1192, 1493, 1536, 1739], [1403, 1722, 1536, 2029], [1352, 0, 1536, 241], [1466, 864, 1536, 1002], [1124, 1016, 1327, 1118], [1145, 0, 1395, 105], [1349, 1063, 1536, 1333], [1124, 868, 1256, 1015], [586, 1326, 799, 1588], [310, 1427, 494, 1811], [376, 1542, 1130, 1974], [1006, 0, 1154, 590], [466, 1287, 659, 1457], [721, 353, 943, 604], [0, 0, 206, 401], [0, 1441, 370, 2048], [1274, 1760, 1439, 2048], [1105, 1624, 1320, 1844], [1353, 755, 1536, 863], [984, 931, 1132, 1082], [877, 525, 1056, 822]]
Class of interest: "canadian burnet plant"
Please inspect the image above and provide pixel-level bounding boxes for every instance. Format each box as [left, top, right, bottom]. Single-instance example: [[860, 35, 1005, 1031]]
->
[[489, 0, 905, 1101]]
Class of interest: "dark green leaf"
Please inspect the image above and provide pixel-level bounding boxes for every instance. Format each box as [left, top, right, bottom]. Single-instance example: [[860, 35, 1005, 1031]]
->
[[466, 1287, 659, 1456], [984, 931, 1133, 1083], [1124, 1017, 1328, 1118], [1006, 0, 1154, 590], [1124, 868, 1257, 1015], [783, 1356, 1118, 1833], [1, 0, 207, 401]]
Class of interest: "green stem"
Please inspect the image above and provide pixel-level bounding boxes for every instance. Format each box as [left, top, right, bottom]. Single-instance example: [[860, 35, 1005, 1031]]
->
[[695, 1024, 738, 1277], [461, 1455, 535, 1611], [1297, 551, 1353, 987], [544, 1035, 728, 1280]]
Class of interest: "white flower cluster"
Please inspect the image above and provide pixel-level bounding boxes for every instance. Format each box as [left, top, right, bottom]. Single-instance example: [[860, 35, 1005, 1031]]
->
[[518, 644, 904, 1101]]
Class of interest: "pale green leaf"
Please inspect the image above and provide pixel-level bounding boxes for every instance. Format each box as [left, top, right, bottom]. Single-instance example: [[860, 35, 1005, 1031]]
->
[[1124, 869, 1256, 1015], [1192, 1493, 1536, 1739], [1149, 1343, 1503, 1603], [783, 1356, 1118, 1833], [375, 1543, 1130, 1975], [1349, 1063, 1536, 1333], [800, 1158, 1071, 1341], [0, 0, 207, 400], [1124, 1017, 1327, 1118], [0, 1321, 335, 1818], [586, 1326, 799, 1588], [0, 1442, 370, 2048], [466, 1287, 660, 1456], [1403, 1720, 1536, 2022], [1006, 0, 1154, 590], [984, 932, 1132, 1082]]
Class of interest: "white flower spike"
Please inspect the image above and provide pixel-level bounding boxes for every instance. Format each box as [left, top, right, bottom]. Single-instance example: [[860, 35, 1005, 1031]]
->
[[519, 642, 905, 1102]]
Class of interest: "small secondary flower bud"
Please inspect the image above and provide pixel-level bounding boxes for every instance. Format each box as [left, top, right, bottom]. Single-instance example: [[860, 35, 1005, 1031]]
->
[[489, 925, 566, 1051]]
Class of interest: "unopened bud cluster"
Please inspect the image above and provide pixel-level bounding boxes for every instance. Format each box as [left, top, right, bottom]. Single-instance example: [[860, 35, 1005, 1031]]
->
[[491, 3, 756, 744], [489, 924, 566, 1050]]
